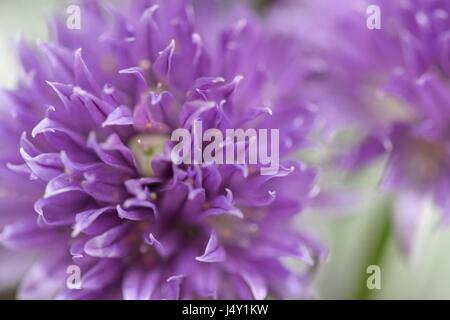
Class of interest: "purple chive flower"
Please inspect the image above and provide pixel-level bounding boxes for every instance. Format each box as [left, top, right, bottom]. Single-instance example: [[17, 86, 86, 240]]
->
[[318, 0, 450, 253], [0, 0, 324, 299]]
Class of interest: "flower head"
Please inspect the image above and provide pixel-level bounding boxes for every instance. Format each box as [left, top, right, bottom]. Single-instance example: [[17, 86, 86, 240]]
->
[[317, 0, 450, 253], [0, 0, 323, 299]]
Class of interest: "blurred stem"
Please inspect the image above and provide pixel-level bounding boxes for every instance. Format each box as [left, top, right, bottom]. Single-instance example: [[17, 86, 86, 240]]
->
[[355, 199, 392, 300]]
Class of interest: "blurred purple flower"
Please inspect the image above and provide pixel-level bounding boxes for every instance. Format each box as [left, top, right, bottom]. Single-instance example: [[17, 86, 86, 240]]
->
[[318, 0, 450, 253], [0, 0, 324, 299]]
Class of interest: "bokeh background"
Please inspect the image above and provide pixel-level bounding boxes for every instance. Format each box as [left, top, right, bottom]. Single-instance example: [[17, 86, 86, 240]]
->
[[1, 0, 450, 299]]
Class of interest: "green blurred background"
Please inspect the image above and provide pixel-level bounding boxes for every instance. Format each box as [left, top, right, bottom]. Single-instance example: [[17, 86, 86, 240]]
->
[[1, 0, 450, 299]]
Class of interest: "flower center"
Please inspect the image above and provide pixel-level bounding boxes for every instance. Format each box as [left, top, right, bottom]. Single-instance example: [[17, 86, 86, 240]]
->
[[207, 214, 261, 248], [128, 134, 167, 176]]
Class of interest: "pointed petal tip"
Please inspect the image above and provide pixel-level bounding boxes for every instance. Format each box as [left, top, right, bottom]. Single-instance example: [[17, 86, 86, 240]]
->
[[195, 233, 226, 263]]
